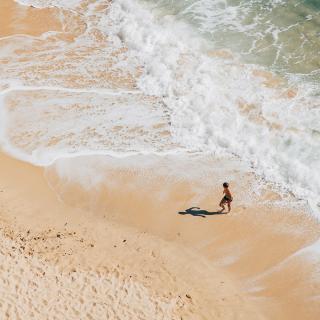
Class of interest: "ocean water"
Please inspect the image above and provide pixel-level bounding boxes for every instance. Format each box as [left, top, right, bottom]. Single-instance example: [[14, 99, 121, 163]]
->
[[144, 0, 320, 80], [0, 0, 319, 215]]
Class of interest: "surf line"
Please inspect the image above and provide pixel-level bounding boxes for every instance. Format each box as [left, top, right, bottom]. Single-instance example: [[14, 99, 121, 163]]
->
[[0, 85, 141, 96]]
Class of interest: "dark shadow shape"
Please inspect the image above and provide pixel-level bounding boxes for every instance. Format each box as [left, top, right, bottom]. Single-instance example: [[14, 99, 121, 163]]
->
[[178, 207, 227, 218]]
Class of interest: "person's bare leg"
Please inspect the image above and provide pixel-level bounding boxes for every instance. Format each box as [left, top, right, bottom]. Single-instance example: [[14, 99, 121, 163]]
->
[[227, 202, 231, 213], [219, 200, 225, 212]]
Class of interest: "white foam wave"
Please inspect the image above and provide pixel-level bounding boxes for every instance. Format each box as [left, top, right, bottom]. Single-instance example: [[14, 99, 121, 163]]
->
[[0, 85, 140, 96], [0, 87, 179, 165], [14, 0, 81, 9], [105, 0, 320, 214]]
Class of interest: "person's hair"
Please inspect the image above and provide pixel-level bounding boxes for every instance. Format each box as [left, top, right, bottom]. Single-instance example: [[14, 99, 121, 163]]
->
[[223, 182, 229, 188]]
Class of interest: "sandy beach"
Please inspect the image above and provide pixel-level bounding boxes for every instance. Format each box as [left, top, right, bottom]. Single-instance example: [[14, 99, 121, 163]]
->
[[0, 151, 319, 319], [0, 152, 261, 319], [0, 0, 319, 319]]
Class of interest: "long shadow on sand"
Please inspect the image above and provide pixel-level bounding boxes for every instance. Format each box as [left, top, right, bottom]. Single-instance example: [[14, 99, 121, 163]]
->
[[178, 207, 227, 218]]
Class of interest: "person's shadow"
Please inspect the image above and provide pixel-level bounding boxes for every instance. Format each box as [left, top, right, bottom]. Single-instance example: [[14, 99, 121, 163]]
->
[[178, 207, 227, 218]]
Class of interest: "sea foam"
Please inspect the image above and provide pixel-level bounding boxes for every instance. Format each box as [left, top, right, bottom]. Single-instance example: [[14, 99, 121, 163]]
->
[[106, 0, 320, 214]]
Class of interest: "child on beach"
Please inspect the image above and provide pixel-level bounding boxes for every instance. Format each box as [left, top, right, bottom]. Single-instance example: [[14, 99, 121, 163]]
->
[[219, 182, 233, 213]]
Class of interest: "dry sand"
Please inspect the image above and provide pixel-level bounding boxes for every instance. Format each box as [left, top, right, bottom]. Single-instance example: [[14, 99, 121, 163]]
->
[[0, 1, 319, 319]]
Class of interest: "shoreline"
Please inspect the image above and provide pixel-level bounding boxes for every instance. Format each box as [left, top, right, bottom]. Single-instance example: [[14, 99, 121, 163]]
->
[[0, 151, 319, 319], [0, 151, 264, 319]]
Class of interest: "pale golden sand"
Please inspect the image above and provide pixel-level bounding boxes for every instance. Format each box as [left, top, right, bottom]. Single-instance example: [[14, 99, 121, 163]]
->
[[0, 152, 265, 319]]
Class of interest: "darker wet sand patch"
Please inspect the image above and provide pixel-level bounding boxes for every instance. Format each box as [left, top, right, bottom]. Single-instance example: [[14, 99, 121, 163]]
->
[[0, 0, 62, 38]]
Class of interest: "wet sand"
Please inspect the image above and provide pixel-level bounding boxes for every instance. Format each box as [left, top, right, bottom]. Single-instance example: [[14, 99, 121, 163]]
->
[[45, 154, 320, 320], [0, 0, 62, 38], [0, 151, 265, 319]]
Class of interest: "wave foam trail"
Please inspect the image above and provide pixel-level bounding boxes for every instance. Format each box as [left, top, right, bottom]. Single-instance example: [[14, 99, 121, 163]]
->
[[15, 0, 80, 9], [0, 88, 177, 165]]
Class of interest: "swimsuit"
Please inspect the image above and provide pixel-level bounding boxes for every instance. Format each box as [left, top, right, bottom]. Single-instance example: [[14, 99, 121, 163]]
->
[[223, 195, 232, 202]]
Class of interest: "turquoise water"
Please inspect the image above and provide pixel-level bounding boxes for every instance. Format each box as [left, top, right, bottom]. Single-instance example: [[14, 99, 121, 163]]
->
[[144, 0, 320, 85]]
